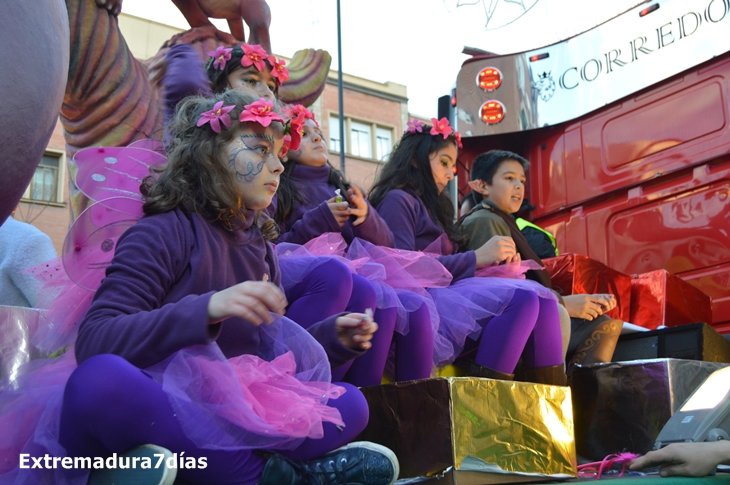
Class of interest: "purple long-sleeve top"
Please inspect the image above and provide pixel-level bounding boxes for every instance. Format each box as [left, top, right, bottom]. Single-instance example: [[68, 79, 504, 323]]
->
[[163, 44, 212, 123], [75, 208, 361, 369], [273, 164, 393, 247], [375, 189, 476, 282]]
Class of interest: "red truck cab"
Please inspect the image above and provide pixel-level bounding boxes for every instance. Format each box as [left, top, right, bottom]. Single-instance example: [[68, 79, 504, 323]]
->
[[454, 0, 730, 330]]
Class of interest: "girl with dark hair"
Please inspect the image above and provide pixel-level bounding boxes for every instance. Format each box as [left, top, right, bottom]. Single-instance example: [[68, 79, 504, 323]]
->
[[158, 44, 382, 387], [273, 107, 436, 383], [55, 90, 399, 485], [370, 119, 566, 385]]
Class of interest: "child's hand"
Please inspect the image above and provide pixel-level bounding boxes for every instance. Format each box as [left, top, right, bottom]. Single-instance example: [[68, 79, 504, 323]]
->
[[347, 186, 369, 226], [327, 197, 350, 227], [563, 294, 610, 320], [593, 293, 617, 313], [630, 441, 730, 477], [336, 312, 378, 350], [474, 236, 517, 268], [208, 281, 287, 325]]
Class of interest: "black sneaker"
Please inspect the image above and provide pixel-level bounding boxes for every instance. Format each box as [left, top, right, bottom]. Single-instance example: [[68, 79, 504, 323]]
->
[[88, 444, 177, 485], [259, 441, 399, 485]]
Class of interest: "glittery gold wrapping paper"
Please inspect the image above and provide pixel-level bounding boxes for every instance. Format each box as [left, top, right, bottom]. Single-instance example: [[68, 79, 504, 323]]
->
[[450, 377, 576, 477], [357, 377, 577, 481]]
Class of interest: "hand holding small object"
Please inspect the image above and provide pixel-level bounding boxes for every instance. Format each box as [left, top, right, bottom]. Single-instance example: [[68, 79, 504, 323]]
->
[[347, 185, 368, 226], [336, 308, 378, 350], [327, 197, 349, 227], [207, 281, 287, 325], [563, 294, 609, 321]]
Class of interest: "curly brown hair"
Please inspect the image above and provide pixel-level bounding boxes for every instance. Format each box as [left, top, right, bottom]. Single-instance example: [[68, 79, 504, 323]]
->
[[142, 89, 284, 237]]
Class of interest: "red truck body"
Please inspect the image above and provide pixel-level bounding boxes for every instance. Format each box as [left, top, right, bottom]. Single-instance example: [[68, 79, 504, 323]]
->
[[454, 0, 730, 330]]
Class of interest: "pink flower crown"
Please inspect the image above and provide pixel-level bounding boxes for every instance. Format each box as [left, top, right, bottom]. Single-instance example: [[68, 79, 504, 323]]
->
[[405, 117, 462, 149], [207, 44, 290, 84], [197, 98, 302, 158]]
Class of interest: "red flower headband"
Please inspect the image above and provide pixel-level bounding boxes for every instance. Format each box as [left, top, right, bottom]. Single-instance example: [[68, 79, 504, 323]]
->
[[405, 117, 462, 149], [279, 104, 316, 157], [207, 44, 290, 85]]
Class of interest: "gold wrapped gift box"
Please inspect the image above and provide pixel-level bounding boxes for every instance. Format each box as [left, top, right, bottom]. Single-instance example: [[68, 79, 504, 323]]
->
[[357, 377, 576, 484]]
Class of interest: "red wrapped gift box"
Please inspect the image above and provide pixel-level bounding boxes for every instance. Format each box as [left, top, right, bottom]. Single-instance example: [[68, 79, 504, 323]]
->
[[543, 253, 631, 321], [629, 269, 713, 330]]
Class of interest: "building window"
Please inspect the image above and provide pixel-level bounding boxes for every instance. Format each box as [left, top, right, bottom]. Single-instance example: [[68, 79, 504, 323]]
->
[[350, 121, 372, 158], [329, 113, 395, 162], [23, 153, 62, 203], [376, 127, 393, 161], [329, 116, 345, 153]]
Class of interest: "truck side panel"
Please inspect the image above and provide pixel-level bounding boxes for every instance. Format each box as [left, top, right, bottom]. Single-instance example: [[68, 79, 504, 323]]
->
[[529, 53, 730, 218], [534, 158, 730, 329]]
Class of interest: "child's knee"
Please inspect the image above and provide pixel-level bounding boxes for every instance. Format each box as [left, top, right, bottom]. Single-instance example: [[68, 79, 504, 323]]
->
[[310, 259, 353, 298], [64, 354, 140, 415], [350, 274, 376, 309], [332, 383, 369, 435]]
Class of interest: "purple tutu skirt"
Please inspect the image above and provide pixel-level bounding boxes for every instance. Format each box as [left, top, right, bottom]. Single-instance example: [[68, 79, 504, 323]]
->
[[429, 267, 558, 366]]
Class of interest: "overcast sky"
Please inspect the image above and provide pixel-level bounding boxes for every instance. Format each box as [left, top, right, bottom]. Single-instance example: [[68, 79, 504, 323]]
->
[[122, 0, 643, 118]]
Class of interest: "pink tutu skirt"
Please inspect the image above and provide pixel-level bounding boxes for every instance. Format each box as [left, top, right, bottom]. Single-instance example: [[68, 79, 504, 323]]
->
[[0, 312, 344, 484]]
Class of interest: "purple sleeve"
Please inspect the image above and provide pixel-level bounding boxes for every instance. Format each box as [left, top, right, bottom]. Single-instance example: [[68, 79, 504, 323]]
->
[[274, 201, 341, 245], [75, 214, 219, 368], [436, 253, 476, 282], [378, 190, 475, 281], [376, 190, 420, 251], [351, 201, 394, 247], [163, 44, 213, 121], [306, 313, 363, 368]]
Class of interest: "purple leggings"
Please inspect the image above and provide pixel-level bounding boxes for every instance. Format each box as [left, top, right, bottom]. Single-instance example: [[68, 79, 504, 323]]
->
[[283, 259, 395, 387], [336, 295, 433, 385], [472, 289, 563, 373], [59, 354, 369, 485]]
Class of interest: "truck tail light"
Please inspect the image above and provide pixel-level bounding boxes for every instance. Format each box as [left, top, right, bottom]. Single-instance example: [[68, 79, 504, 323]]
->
[[639, 3, 659, 16], [451, 87, 457, 107], [477, 67, 502, 91], [480, 100, 505, 124]]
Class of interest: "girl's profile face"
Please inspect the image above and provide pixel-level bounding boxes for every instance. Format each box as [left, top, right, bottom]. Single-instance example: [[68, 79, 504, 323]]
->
[[223, 123, 285, 210], [429, 142, 457, 194], [227, 65, 277, 102], [290, 119, 328, 168]]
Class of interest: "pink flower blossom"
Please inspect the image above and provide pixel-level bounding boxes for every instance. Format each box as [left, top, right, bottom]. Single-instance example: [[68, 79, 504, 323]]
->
[[430, 117, 454, 139], [208, 46, 233, 70], [268, 55, 290, 84], [282, 104, 317, 127], [241, 44, 269, 72], [406, 118, 426, 134], [453, 131, 463, 149], [197, 101, 235, 133], [239, 98, 284, 127]]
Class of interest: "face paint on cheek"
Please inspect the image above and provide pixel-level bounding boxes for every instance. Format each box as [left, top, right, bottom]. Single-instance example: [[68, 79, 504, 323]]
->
[[228, 150, 266, 183], [227, 133, 274, 182], [289, 148, 302, 160]]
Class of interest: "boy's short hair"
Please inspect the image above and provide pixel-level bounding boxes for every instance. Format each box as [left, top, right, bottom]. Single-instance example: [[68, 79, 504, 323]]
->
[[470, 150, 529, 184]]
